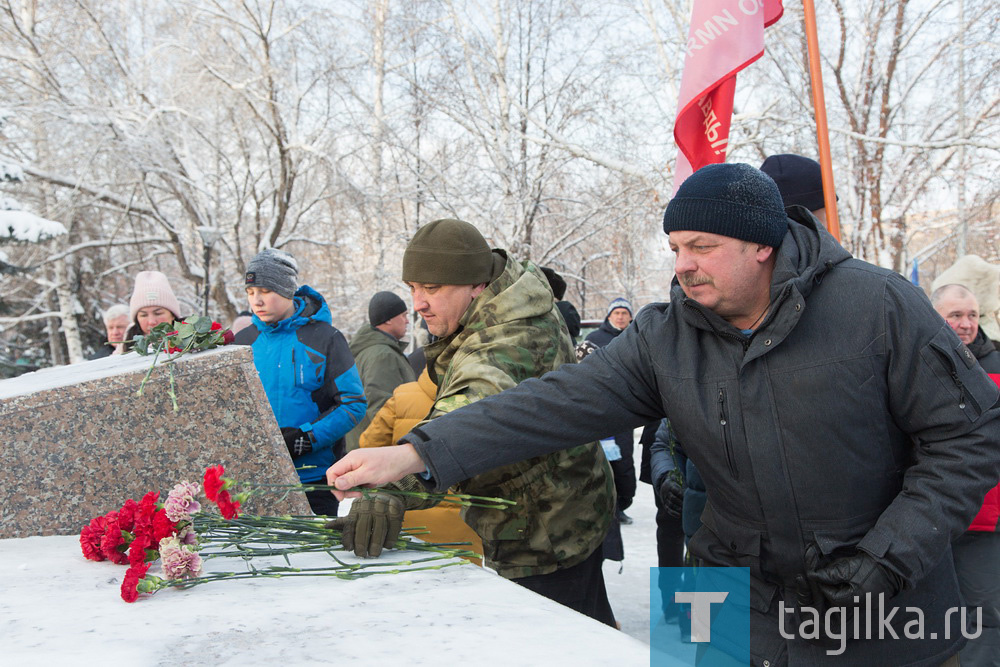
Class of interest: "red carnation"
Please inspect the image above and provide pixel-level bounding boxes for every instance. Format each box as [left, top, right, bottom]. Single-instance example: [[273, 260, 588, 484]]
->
[[128, 534, 153, 568], [210, 321, 222, 331], [203, 465, 226, 501], [120, 562, 151, 603], [216, 490, 241, 520], [117, 498, 139, 533], [152, 508, 178, 543], [132, 491, 161, 539], [80, 516, 107, 562], [100, 521, 129, 565]]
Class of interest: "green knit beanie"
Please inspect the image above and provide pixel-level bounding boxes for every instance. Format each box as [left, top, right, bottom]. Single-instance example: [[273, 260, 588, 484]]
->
[[402, 219, 494, 285]]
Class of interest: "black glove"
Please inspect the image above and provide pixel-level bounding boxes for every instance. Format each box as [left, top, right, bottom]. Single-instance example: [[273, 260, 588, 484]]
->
[[658, 476, 684, 518], [325, 494, 406, 558], [281, 427, 314, 458], [808, 551, 902, 607]]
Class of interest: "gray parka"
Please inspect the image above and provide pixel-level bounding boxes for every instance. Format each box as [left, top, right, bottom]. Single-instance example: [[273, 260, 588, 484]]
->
[[403, 209, 1000, 666]]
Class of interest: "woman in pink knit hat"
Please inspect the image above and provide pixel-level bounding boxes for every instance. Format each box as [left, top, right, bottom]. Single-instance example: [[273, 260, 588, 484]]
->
[[125, 270, 183, 343]]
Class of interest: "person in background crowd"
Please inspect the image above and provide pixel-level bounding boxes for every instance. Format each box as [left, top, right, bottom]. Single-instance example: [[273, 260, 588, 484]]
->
[[328, 218, 616, 627], [125, 270, 182, 345], [760, 153, 832, 225], [359, 366, 483, 563], [542, 266, 581, 342], [234, 248, 366, 516], [89, 304, 130, 359], [586, 297, 637, 524], [328, 164, 1000, 665], [932, 282, 1000, 665], [344, 291, 416, 451], [229, 310, 254, 336]]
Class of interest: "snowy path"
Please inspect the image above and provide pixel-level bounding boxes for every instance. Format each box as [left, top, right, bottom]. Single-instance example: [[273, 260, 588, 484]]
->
[[603, 481, 660, 644]]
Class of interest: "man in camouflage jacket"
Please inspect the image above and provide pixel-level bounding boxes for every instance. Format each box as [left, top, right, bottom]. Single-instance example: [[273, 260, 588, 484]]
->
[[329, 218, 616, 626]]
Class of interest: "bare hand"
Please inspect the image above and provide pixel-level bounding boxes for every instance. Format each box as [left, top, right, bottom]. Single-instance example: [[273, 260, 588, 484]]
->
[[325, 445, 425, 500]]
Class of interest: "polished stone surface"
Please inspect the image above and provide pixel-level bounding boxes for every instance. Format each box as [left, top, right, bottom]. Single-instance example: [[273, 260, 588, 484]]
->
[[0, 535, 655, 665], [0, 346, 310, 539]]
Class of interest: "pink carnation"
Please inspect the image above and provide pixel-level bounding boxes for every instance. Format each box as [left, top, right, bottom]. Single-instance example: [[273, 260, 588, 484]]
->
[[159, 536, 203, 580], [164, 481, 202, 522], [177, 524, 199, 546]]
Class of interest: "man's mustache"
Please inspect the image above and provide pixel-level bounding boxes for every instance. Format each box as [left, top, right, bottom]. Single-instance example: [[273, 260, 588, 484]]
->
[[679, 274, 713, 287]]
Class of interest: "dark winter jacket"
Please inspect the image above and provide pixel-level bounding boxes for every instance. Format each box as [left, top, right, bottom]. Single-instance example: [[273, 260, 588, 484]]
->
[[584, 318, 623, 348], [555, 300, 581, 341], [968, 328, 1000, 374], [88, 343, 115, 360], [402, 208, 1000, 666], [649, 419, 707, 541], [234, 285, 366, 482], [343, 324, 415, 451]]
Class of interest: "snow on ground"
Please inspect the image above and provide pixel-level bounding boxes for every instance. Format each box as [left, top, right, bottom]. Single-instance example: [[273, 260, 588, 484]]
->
[[603, 480, 659, 644]]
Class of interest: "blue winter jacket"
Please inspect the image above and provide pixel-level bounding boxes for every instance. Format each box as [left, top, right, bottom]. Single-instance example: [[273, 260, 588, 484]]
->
[[235, 285, 366, 482]]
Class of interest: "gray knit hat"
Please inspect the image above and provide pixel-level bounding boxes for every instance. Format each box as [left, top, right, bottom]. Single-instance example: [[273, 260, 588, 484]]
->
[[402, 219, 494, 285], [245, 248, 298, 299], [607, 297, 633, 317], [663, 163, 788, 247], [368, 291, 407, 327]]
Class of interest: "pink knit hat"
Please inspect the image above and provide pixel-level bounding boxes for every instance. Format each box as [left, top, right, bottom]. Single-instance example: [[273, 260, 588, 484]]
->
[[129, 271, 181, 322]]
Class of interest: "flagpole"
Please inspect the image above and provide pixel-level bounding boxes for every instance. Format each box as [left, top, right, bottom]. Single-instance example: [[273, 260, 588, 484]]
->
[[802, 0, 841, 241]]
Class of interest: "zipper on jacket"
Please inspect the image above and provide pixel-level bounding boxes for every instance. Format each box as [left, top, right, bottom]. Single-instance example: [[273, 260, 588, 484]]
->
[[932, 346, 969, 410], [718, 388, 740, 480], [950, 370, 967, 409]]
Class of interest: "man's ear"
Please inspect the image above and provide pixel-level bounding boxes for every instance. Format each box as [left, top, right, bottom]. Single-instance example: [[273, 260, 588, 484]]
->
[[471, 283, 488, 298], [755, 244, 775, 264]]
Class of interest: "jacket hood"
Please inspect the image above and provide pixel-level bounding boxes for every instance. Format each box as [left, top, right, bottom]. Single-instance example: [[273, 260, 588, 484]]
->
[[669, 206, 853, 328], [251, 284, 331, 333], [968, 328, 998, 361], [350, 323, 406, 356], [458, 250, 554, 332]]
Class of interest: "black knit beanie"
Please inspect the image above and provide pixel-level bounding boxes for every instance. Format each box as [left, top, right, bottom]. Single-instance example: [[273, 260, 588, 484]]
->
[[760, 154, 830, 212], [368, 291, 407, 327], [245, 248, 299, 299], [402, 219, 494, 285], [541, 266, 567, 300], [663, 163, 788, 248]]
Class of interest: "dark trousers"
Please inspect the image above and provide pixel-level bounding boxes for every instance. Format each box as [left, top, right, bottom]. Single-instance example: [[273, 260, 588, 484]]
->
[[654, 487, 686, 567], [513, 547, 617, 628], [611, 430, 636, 510], [954, 530, 1000, 666], [304, 484, 339, 517]]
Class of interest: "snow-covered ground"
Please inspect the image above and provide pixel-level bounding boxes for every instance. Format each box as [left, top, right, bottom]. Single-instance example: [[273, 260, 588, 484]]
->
[[603, 481, 659, 644]]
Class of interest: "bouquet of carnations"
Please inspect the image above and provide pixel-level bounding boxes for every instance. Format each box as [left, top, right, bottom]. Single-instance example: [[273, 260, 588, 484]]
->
[[80, 465, 504, 603]]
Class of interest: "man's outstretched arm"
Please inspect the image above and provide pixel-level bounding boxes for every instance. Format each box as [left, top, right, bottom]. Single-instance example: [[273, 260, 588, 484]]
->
[[327, 309, 666, 495]]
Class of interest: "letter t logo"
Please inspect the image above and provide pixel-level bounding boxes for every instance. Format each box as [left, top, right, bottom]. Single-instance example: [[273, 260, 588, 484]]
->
[[674, 591, 729, 642]]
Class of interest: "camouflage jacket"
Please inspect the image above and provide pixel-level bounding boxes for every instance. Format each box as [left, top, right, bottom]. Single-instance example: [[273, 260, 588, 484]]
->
[[420, 250, 614, 579]]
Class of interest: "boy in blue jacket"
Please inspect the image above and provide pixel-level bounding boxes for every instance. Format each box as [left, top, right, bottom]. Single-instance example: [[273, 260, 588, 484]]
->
[[234, 248, 366, 515]]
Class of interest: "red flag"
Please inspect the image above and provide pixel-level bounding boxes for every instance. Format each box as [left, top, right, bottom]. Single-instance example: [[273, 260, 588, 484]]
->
[[672, 0, 783, 192]]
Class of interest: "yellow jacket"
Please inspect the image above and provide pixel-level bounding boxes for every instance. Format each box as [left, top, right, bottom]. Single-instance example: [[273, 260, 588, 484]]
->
[[360, 368, 483, 561]]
